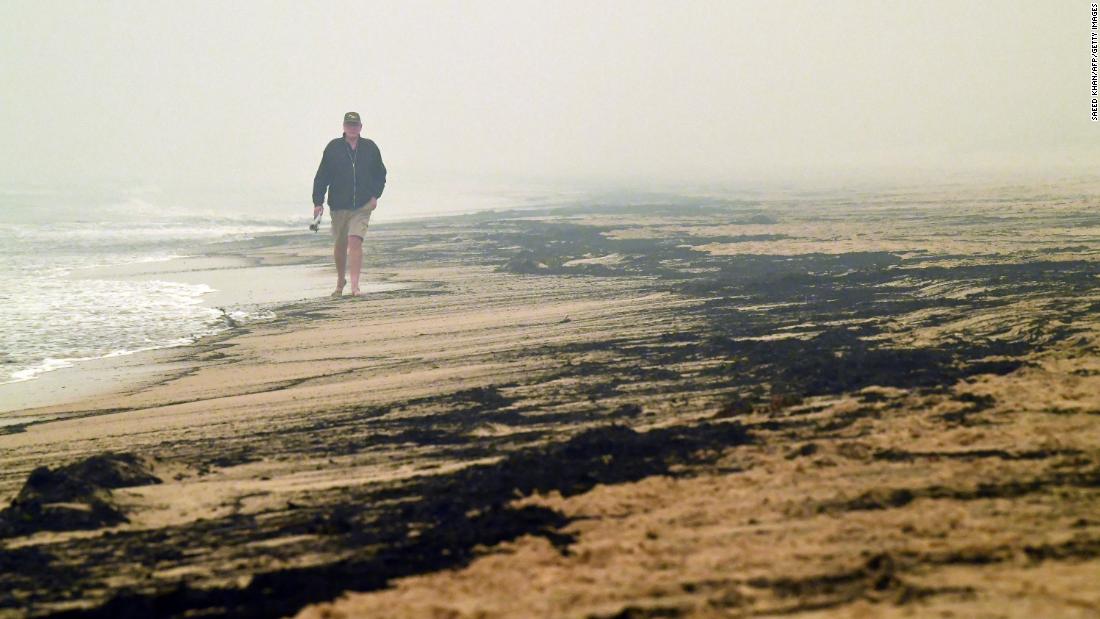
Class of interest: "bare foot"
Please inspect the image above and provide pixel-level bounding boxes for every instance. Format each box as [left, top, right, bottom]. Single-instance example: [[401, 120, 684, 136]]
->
[[350, 287, 361, 297], [331, 279, 346, 297]]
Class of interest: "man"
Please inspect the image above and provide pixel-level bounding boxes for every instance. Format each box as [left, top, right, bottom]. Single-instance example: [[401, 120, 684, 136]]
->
[[312, 111, 387, 297]]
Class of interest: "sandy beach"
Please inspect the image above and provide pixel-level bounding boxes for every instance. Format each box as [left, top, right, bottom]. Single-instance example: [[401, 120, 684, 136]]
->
[[3, 185, 1100, 618]]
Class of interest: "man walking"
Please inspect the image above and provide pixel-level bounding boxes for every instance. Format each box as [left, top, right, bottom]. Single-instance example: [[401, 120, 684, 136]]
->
[[312, 111, 387, 297]]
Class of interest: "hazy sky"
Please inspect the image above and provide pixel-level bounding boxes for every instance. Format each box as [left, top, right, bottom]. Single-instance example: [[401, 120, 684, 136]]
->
[[1, 1, 1094, 199]]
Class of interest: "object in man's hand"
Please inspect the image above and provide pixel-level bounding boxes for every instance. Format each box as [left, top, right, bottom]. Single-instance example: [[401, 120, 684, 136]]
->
[[309, 213, 322, 232]]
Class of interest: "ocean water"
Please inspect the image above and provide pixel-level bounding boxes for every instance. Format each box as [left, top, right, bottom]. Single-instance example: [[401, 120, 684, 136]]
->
[[0, 188, 300, 386]]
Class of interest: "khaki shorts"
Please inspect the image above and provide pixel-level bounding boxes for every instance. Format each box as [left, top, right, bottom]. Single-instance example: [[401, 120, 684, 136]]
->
[[330, 206, 373, 240]]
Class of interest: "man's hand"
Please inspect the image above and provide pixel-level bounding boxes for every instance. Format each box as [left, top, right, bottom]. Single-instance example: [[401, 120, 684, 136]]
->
[[313, 205, 324, 219], [368, 197, 378, 211]]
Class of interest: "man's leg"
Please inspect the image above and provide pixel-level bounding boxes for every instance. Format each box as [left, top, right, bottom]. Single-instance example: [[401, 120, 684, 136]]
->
[[348, 234, 363, 295], [333, 236, 348, 290], [331, 209, 349, 296]]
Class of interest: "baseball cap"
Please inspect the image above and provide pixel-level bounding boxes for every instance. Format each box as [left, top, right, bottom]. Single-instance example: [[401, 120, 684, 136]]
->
[[343, 111, 362, 124]]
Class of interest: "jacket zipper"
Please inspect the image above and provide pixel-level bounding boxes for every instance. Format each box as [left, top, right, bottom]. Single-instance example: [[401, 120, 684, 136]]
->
[[346, 142, 359, 209]]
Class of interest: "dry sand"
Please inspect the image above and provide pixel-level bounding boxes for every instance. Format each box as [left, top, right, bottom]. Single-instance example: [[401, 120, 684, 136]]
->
[[2, 184, 1100, 618]]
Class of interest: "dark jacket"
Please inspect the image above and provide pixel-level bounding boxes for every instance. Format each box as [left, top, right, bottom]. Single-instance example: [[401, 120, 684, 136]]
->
[[312, 134, 387, 210]]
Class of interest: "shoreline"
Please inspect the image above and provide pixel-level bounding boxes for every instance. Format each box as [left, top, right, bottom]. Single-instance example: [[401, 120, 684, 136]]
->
[[0, 220, 444, 417], [0, 199, 567, 415], [3, 186, 1100, 617]]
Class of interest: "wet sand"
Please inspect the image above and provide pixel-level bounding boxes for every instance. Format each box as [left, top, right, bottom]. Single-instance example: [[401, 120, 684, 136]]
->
[[0, 234, 408, 415], [2, 182, 1100, 618]]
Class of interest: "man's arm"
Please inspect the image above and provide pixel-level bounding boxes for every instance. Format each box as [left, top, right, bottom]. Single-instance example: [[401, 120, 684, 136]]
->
[[312, 146, 331, 207], [371, 141, 387, 199]]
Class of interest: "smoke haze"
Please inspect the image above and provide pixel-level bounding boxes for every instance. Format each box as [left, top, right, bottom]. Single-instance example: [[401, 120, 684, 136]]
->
[[1, 1, 1093, 204]]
